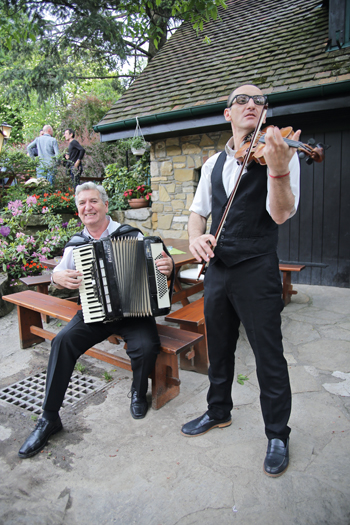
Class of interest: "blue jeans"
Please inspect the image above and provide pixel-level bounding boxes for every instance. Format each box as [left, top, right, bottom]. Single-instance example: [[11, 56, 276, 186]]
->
[[36, 166, 56, 184]]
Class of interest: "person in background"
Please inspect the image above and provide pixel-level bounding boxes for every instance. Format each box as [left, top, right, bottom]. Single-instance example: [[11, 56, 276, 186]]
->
[[64, 128, 85, 188], [27, 125, 59, 184], [30, 130, 44, 158]]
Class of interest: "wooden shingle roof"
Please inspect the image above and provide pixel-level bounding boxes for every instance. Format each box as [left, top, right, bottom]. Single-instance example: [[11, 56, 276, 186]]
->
[[97, 0, 350, 129]]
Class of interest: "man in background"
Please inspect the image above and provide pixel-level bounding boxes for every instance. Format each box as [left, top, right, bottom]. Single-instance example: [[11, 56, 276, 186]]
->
[[64, 128, 85, 187], [30, 129, 44, 158], [27, 125, 59, 184]]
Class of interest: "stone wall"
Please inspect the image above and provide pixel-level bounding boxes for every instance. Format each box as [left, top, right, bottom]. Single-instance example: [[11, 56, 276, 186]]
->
[[121, 130, 231, 238]]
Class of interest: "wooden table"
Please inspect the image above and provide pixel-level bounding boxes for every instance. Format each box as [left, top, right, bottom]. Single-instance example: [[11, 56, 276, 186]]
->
[[40, 256, 62, 269], [163, 238, 204, 306]]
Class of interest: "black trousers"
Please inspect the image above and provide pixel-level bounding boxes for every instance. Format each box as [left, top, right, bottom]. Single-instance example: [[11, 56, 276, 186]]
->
[[204, 253, 291, 441], [69, 166, 82, 188], [43, 311, 160, 412]]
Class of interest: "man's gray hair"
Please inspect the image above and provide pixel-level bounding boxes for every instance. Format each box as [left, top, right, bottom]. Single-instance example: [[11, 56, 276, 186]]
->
[[75, 182, 108, 206]]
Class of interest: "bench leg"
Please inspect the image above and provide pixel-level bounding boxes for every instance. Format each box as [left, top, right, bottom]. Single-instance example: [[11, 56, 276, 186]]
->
[[17, 305, 45, 349], [151, 352, 180, 410], [282, 271, 298, 305], [179, 323, 209, 375], [37, 284, 50, 323]]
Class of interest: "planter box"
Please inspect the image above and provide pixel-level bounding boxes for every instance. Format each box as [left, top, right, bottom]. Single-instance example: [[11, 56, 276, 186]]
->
[[27, 213, 75, 227]]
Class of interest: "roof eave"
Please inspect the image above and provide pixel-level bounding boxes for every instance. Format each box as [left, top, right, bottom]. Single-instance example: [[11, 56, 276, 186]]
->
[[94, 81, 350, 139]]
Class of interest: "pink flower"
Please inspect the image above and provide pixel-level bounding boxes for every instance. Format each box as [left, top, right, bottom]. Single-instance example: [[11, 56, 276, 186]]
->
[[26, 196, 37, 206], [16, 245, 26, 253], [0, 218, 3, 224], [8, 200, 23, 213], [42, 207, 49, 214], [0, 226, 10, 237]]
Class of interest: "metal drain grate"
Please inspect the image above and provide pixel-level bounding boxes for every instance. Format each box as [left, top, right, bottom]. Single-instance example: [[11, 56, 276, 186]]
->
[[0, 372, 105, 414]]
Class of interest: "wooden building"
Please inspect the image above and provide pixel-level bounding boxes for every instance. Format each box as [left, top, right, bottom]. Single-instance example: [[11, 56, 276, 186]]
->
[[94, 0, 350, 288]]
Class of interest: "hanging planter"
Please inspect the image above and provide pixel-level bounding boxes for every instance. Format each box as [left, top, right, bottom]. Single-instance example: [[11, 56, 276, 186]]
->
[[130, 117, 150, 156], [131, 145, 146, 156]]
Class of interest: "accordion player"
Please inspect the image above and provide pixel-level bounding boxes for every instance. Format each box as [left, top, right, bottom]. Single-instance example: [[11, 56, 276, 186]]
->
[[73, 235, 172, 323]]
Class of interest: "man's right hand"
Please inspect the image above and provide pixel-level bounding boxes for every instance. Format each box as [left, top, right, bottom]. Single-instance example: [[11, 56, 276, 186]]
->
[[52, 269, 82, 289], [189, 234, 217, 263]]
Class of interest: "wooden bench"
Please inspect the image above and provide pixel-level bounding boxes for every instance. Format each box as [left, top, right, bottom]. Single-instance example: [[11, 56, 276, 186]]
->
[[279, 263, 305, 305], [165, 297, 208, 375], [179, 263, 306, 305], [2, 291, 203, 410], [20, 274, 52, 323]]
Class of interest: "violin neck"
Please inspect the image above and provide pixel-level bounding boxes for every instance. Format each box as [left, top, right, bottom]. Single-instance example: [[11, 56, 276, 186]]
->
[[259, 136, 307, 150]]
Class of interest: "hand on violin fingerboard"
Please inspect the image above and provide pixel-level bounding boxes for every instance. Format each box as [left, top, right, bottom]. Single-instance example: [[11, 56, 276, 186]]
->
[[263, 127, 301, 177]]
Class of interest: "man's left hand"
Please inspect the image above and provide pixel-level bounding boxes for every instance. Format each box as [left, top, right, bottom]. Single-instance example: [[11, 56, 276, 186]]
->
[[263, 126, 301, 177], [155, 252, 174, 277]]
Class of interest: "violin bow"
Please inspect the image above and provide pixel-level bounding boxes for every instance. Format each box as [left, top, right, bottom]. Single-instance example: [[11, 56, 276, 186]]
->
[[198, 104, 268, 279]]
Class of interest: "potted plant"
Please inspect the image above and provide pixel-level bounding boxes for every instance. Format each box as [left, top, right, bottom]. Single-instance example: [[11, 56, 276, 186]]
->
[[123, 182, 152, 208], [129, 136, 150, 156]]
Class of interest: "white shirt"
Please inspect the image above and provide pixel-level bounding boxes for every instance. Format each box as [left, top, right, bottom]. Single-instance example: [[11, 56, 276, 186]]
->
[[53, 217, 121, 273], [190, 137, 300, 219]]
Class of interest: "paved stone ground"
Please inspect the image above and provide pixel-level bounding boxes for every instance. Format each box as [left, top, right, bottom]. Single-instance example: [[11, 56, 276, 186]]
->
[[0, 284, 349, 525]]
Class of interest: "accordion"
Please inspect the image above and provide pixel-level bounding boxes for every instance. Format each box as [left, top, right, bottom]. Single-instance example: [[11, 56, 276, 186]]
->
[[73, 236, 171, 323]]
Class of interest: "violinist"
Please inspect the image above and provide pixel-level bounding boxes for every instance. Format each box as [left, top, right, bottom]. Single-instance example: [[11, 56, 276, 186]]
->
[[181, 83, 301, 477]]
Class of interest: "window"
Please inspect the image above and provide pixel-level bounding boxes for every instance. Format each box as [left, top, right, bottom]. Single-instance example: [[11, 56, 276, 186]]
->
[[326, 0, 350, 50]]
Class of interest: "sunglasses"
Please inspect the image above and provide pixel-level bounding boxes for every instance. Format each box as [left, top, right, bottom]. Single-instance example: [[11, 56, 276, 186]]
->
[[228, 94, 268, 107]]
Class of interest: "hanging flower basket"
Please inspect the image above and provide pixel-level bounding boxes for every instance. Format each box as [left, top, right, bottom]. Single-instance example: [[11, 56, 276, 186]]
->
[[131, 146, 146, 156], [130, 117, 150, 156]]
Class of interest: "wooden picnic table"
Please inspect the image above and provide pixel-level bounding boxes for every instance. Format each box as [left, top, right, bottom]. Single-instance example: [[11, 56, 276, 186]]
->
[[163, 238, 204, 306]]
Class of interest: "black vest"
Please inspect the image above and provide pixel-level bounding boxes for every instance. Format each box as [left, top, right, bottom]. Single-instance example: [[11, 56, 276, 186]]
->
[[209, 151, 278, 267]]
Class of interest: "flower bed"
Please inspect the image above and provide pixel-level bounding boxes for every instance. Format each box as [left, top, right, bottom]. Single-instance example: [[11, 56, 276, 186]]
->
[[0, 194, 81, 282]]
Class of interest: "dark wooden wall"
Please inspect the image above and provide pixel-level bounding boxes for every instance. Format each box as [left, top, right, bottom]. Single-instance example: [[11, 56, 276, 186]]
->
[[278, 120, 350, 288]]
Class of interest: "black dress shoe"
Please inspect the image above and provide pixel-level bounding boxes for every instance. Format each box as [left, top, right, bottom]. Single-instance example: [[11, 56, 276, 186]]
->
[[181, 412, 232, 437], [263, 438, 289, 477], [18, 416, 63, 459], [130, 389, 148, 419]]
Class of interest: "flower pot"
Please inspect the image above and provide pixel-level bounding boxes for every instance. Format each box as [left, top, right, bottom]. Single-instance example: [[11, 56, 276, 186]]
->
[[131, 147, 146, 156], [128, 198, 150, 209]]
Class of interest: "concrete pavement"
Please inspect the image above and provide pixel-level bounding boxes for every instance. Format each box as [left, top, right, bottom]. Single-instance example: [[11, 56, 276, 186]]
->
[[0, 284, 349, 524]]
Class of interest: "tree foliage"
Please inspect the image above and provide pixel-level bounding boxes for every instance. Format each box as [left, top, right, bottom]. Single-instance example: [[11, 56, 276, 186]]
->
[[1, 0, 226, 100]]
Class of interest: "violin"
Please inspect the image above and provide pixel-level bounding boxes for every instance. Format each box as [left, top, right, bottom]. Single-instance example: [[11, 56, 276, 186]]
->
[[235, 126, 325, 165]]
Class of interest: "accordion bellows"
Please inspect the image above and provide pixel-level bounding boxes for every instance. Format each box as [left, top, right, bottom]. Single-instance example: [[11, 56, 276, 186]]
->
[[73, 236, 171, 323]]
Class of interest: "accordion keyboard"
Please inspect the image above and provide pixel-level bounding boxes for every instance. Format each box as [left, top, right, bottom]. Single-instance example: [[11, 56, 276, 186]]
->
[[73, 244, 105, 323]]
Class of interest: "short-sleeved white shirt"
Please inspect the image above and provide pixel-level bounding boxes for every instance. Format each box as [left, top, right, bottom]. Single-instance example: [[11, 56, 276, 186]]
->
[[190, 137, 300, 219]]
